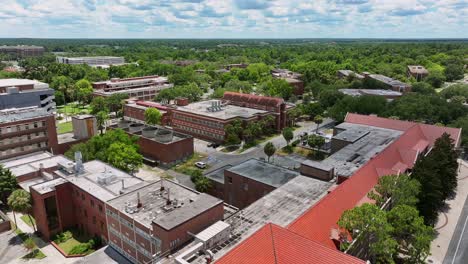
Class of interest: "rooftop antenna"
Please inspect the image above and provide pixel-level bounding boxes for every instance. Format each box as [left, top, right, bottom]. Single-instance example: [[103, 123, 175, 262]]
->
[[137, 192, 142, 208], [166, 188, 171, 205], [160, 178, 165, 191]]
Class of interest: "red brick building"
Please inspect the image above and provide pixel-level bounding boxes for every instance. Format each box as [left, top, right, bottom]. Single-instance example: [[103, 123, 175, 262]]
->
[[206, 159, 298, 209], [170, 92, 293, 143], [110, 120, 194, 167], [0, 107, 58, 160], [123, 101, 172, 126], [105, 180, 223, 263], [1, 154, 146, 241], [92, 76, 173, 101], [271, 69, 305, 95], [407, 65, 429, 81]]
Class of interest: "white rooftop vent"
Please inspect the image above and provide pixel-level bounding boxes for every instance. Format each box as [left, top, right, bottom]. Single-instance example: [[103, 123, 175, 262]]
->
[[97, 170, 116, 185]]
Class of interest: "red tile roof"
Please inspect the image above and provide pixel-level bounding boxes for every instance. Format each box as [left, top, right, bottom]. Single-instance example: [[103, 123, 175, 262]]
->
[[216, 223, 365, 264], [135, 100, 170, 111], [223, 91, 284, 108], [216, 113, 461, 263], [288, 114, 461, 249]]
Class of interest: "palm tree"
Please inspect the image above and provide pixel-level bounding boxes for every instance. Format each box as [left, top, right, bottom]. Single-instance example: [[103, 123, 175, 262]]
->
[[314, 115, 323, 134], [8, 189, 35, 232], [96, 111, 109, 135]]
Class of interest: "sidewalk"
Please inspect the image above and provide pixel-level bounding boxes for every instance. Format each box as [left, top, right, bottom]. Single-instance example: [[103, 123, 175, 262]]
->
[[427, 159, 468, 264], [6, 211, 79, 264]]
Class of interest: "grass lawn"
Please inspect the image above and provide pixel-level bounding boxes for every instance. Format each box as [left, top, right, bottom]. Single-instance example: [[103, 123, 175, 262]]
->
[[57, 122, 73, 134], [54, 229, 96, 255], [173, 153, 207, 175], [22, 249, 46, 259], [57, 103, 91, 115], [20, 214, 36, 227]]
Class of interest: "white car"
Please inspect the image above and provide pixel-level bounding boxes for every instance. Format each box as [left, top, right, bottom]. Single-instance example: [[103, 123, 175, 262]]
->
[[195, 162, 207, 169]]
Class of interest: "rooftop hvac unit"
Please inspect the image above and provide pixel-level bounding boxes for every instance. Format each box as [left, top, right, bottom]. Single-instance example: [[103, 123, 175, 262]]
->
[[97, 170, 116, 185]]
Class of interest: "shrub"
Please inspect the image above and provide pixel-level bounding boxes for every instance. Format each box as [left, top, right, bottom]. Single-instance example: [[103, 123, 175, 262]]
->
[[283, 145, 294, 153], [53, 230, 72, 244], [190, 170, 203, 182], [69, 244, 90, 255], [291, 139, 300, 147], [24, 237, 35, 250]]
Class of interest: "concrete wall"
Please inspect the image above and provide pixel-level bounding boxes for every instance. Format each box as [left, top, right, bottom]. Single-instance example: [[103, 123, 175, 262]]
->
[[299, 164, 334, 181]]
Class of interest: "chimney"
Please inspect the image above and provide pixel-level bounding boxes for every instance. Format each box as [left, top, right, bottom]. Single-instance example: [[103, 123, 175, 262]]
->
[[160, 179, 165, 191], [166, 188, 171, 205], [137, 192, 142, 208]]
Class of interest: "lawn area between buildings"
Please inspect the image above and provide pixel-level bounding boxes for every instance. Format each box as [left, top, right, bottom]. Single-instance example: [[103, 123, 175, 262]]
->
[[57, 121, 73, 134], [20, 214, 36, 227], [52, 229, 101, 256], [56, 103, 91, 115], [173, 153, 207, 176]]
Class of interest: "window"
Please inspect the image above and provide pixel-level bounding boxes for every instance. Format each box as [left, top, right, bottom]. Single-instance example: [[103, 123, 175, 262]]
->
[[100, 221, 104, 231], [84, 210, 88, 217], [98, 204, 103, 213], [228, 176, 233, 184], [34, 122, 38, 128], [81, 194, 85, 200], [90, 200, 95, 207], [243, 183, 248, 191]]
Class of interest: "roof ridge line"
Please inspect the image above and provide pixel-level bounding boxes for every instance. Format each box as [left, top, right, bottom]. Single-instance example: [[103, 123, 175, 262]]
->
[[269, 224, 279, 264]]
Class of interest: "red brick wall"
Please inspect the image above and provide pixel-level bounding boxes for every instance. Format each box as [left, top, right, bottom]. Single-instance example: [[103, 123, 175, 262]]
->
[[152, 202, 224, 253], [55, 183, 76, 231], [0, 84, 34, 93], [223, 170, 275, 209], [30, 189, 54, 238], [124, 104, 171, 126]]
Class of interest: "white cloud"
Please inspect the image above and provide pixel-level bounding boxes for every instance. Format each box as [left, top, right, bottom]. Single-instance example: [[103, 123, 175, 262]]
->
[[0, 0, 465, 38]]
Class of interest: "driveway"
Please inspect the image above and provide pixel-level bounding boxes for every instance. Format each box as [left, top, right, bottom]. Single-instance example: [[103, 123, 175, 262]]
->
[[0, 230, 28, 264]]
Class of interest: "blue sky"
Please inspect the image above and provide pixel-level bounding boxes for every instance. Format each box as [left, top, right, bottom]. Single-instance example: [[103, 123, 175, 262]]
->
[[0, 0, 467, 38]]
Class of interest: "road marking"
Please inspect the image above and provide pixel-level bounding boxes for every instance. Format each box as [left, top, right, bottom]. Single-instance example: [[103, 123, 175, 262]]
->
[[451, 212, 468, 264]]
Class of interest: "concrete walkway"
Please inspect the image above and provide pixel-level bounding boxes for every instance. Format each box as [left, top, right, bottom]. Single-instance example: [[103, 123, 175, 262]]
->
[[427, 159, 468, 264], [6, 211, 79, 264]]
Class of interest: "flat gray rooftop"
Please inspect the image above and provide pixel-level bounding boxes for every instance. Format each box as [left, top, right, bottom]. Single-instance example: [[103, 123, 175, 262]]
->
[[107, 180, 222, 229], [302, 123, 402, 178], [226, 159, 298, 188], [57, 160, 146, 202], [0, 106, 50, 123], [171, 175, 332, 263], [0, 78, 45, 88], [1, 152, 70, 177], [339, 89, 402, 97], [206, 165, 232, 184], [175, 100, 268, 120]]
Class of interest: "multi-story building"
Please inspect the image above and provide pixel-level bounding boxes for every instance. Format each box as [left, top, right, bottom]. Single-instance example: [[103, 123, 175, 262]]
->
[[0, 79, 56, 112], [337, 70, 364, 80], [407, 65, 429, 81], [109, 119, 194, 167], [0, 107, 58, 160], [1, 152, 146, 241], [211, 114, 461, 264], [206, 159, 299, 209], [171, 92, 294, 143], [56, 56, 125, 67], [106, 180, 223, 263], [338, 89, 402, 100], [92, 76, 172, 101], [123, 101, 172, 126], [362, 72, 412, 93], [0, 45, 44, 57], [271, 68, 305, 95]]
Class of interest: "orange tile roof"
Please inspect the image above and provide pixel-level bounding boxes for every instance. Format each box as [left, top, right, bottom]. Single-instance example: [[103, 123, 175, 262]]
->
[[216, 223, 365, 264]]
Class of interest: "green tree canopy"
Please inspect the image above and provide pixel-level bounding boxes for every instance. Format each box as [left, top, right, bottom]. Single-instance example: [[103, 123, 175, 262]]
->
[[0, 165, 17, 204], [8, 189, 33, 230], [282, 127, 294, 145], [144, 108, 162, 125], [264, 142, 276, 162]]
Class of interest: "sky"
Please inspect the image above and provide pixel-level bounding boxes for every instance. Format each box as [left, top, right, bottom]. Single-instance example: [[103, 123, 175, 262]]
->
[[0, 0, 467, 39]]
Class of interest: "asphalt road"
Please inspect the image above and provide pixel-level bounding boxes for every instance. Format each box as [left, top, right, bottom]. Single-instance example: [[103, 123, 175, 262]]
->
[[203, 119, 334, 174], [443, 193, 468, 264]]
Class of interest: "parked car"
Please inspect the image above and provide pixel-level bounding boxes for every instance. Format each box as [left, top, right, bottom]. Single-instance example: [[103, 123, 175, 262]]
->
[[195, 161, 207, 169], [208, 142, 220, 148]]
